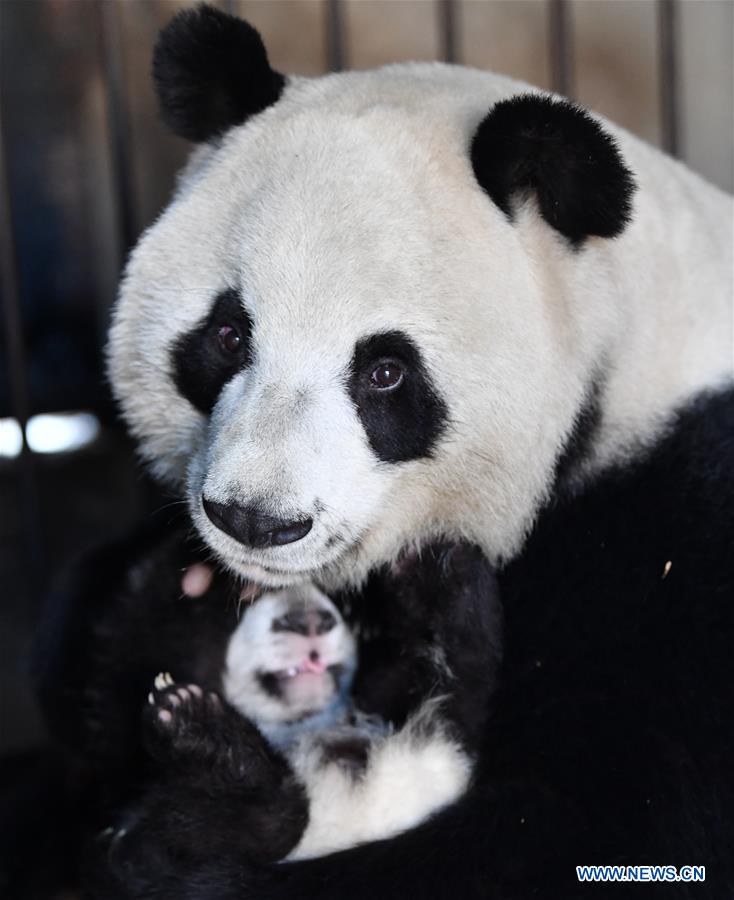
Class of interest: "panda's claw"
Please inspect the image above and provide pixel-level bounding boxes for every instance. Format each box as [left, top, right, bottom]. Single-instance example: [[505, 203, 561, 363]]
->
[[153, 671, 174, 690]]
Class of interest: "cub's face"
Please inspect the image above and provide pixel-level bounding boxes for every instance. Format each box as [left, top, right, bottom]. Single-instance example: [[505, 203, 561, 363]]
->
[[223, 585, 356, 726]]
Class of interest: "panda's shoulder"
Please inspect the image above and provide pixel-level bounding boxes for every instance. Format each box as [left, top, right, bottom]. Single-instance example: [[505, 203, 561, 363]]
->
[[503, 385, 734, 606]]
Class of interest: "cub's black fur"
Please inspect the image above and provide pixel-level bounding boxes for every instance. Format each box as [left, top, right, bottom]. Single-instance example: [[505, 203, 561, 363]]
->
[[471, 94, 636, 243], [35, 387, 734, 899], [31, 523, 500, 895], [115, 683, 310, 870]]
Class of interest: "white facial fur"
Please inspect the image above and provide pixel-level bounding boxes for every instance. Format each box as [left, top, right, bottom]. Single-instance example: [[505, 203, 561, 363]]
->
[[223, 584, 355, 727], [109, 64, 733, 588]]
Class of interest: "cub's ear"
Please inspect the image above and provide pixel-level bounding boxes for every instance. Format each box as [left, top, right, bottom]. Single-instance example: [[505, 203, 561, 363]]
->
[[470, 94, 635, 244], [153, 4, 285, 143]]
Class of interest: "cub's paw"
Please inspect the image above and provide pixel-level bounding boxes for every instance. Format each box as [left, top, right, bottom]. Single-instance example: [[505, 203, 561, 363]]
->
[[142, 673, 284, 787], [144, 673, 225, 763]]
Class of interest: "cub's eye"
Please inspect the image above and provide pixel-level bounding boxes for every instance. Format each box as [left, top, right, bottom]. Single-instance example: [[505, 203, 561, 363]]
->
[[217, 325, 242, 354], [369, 361, 403, 391]]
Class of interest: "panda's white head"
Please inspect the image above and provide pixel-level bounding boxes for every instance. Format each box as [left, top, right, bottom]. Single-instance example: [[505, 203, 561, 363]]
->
[[108, 5, 637, 588]]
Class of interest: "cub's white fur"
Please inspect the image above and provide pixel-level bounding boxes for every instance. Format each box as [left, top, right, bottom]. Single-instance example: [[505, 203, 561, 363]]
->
[[109, 64, 733, 592], [287, 700, 470, 860], [221, 588, 469, 860]]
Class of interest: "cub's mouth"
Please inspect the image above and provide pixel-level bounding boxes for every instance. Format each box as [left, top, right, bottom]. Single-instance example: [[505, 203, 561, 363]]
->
[[275, 656, 328, 680], [258, 660, 347, 715]]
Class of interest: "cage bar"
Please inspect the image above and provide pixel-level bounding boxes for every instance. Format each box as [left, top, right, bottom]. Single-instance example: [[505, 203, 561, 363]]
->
[[0, 110, 44, 583], [326, 0, 345, 73], [439, 0, 459, 65], [549, 0, 573, 98], [658, 0, 680, 157], [97, 0, 137, 259]]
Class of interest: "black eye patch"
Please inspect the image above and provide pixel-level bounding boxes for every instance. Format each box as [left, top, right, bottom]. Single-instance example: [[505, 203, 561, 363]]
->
[[257, 671, 282, 699], [171, 288, 253, 414], [348, 331, 449, 463]]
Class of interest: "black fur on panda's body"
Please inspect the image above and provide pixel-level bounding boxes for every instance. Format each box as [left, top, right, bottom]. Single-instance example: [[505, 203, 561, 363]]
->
[[31, 524, 501, 887], [28, 386, 734, 899]]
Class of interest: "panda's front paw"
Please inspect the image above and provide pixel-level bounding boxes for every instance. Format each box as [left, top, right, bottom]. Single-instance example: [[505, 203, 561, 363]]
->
[[386, 542, 499, 645], [143, 673, 275, 784], [144, 673, 222, 761], [131, 672, 309, 865]]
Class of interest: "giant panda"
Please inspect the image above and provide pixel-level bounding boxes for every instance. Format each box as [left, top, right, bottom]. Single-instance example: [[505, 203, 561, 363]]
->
[[51, 2, 734, 898]]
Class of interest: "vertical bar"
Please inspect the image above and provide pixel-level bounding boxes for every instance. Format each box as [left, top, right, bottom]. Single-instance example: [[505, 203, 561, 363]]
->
[[0, 123, 30, 437], [549, 0, 573, 98], [0, 108, 44, 585], [658, 0, 679, 157], [96, 0, 137, 261], [439, 0, 460, 64], [326, 0, 345, 72]]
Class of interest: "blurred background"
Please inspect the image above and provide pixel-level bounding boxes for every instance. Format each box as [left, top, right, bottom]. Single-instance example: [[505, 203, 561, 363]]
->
[[1, 0, 732, 757]]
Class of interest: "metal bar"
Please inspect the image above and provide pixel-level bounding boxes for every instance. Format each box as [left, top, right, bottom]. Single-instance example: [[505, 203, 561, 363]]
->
[[0, 122, 31, 436], [658, 0, 680, 156], [0, 105, 45, 586], [549, 0, 573, 98], [439, 0, 460, 64], [96, 0, 137, 260], [326, 0, 345, 73]]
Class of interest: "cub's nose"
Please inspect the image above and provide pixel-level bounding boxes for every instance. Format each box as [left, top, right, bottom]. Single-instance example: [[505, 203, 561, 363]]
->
[[272, 608, 338, 636], [202, 497, 313, 548]]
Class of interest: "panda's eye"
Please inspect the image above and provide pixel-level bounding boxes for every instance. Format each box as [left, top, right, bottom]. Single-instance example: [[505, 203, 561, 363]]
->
[[369, 361, 403, 391], [217, 325, 242, 354]]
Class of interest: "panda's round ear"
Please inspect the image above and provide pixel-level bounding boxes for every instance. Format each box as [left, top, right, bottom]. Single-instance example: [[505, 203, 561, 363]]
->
[[470, 94, 635, 243], [152, 4, 285, 143]]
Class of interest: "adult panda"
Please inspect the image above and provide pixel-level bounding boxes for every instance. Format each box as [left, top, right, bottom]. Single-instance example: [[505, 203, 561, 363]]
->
[[101, 4, 733, 898]]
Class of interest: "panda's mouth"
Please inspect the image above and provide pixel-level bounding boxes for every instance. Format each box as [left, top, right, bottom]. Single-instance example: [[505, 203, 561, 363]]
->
[[189, 489, 364, 588], [274, 657, 328, 679], [215, 531, 362, 588], [237, 560, 323, 586]]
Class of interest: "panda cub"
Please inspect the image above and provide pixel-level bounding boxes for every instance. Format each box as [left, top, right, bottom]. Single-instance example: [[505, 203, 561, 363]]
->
[[148, 581, 388, 789], [143, 582, 390, 863]]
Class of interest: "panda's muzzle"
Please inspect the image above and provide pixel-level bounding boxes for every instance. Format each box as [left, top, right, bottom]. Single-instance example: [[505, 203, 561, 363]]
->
[[202, 497, 313, 548]]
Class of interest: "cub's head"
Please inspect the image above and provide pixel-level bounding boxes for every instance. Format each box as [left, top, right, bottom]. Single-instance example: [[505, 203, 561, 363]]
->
[[223, 584, 356, 728], [108, 5, 634, 588]]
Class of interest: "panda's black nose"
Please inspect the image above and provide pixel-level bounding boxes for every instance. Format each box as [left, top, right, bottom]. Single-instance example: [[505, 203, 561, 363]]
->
[[202, 497, 313, 548]]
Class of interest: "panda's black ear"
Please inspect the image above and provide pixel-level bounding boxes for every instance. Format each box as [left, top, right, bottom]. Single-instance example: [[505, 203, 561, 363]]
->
[[470, 94, 635, 243], [152, 4, 285, 143]]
